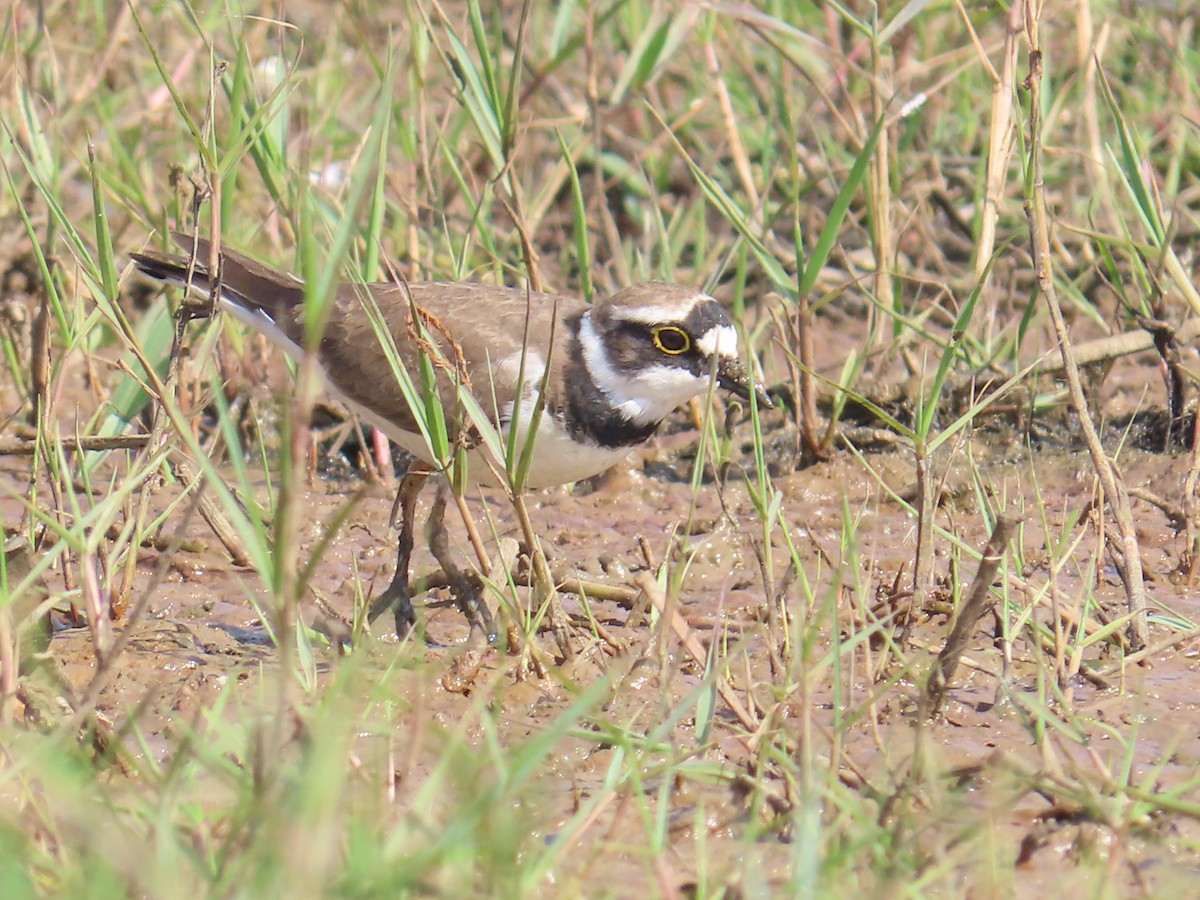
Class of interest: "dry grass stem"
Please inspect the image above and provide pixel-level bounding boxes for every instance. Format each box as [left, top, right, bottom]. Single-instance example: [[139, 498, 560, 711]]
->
[[1022, 0, 1148, 648]]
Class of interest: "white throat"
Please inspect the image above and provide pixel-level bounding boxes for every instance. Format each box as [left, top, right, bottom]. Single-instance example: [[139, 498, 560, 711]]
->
[[578, 312, 712, 426]]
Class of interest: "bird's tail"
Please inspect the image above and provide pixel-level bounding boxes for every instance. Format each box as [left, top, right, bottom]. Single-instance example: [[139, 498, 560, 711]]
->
[[130, 233, 305, 326]]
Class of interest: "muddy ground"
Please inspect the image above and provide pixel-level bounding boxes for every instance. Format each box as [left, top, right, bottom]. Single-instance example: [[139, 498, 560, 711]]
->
[[4, 297, 1200, 892]]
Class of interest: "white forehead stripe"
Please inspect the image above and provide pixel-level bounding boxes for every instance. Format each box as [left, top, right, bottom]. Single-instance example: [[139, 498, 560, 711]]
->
[[609, 292, 709, 323], [697, 324, 739, 358]]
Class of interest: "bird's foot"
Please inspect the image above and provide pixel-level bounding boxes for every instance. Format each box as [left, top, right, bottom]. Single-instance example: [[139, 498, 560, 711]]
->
[[438, 568, 497, 646], [367, 580, 417, 640]]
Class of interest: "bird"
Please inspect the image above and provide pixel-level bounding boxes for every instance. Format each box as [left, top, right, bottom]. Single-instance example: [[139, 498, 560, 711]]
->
[[131, 233, 768, 643]]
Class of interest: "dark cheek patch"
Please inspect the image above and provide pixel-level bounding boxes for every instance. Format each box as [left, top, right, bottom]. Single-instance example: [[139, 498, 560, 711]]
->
[[605, 326, 694, 376], [563, 331, 659, 448]]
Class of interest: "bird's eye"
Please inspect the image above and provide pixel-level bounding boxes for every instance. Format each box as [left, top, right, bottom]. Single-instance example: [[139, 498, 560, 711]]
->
[[652, 326, 690, 355]]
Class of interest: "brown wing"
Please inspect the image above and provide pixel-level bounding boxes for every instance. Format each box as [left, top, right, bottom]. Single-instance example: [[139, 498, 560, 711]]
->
[[132, 233, 585, 438], [314, 280, 583, 436]]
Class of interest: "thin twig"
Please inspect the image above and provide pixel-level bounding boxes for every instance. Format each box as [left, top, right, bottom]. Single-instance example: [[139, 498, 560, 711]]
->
[[635, 571, 757, 733], [973, 0, 1021, 283], [172, 457, 253, 568], [1022, 1, 1148, 648], [0, 434, 152, 456], [919, 514, 1020, 721]]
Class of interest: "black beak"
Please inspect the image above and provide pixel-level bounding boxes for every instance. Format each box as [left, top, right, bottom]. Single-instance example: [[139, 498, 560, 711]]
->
[[717, 356, 773, 409]]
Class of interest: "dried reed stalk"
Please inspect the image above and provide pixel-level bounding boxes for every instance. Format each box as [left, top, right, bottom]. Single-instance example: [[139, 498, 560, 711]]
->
[[1023, 0, 1148, 648]]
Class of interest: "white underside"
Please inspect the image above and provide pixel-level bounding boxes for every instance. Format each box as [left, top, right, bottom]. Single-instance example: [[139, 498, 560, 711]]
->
[[345, 394, 633, 489]]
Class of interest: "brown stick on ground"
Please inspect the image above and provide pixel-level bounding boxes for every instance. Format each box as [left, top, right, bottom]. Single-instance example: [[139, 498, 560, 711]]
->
[[0, 435, 152, 456], [635, 572, 757, 733], [172, 458, 253, 568], [919, 514, 1020, 722]]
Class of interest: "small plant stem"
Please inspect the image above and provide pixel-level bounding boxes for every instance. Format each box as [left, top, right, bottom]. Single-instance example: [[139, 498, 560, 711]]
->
[[919, 514, 1019, 722], [795, 298, 822, 462], [705, 37, 759, 213], [867, 32, 892, 342], [902, 443, 939, 647], [453, 491, 492, 574], [29, 273, 50, 426], [972, 0, 1021, 284], [1022, 0, 1148, 649], [509, 491, 572, 661], [1076, 0, 1111, 224]]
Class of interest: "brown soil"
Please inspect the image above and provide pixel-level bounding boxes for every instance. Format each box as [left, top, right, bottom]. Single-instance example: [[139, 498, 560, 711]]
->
[[7, 326, 1200, 891]]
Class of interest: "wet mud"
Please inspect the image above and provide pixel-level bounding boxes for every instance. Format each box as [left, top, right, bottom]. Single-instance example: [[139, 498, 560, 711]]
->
[[3, 272, 1200, 890]]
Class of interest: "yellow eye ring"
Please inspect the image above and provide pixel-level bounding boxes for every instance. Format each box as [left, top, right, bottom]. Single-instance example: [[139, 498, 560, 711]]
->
[[652, 326, 691, 355]]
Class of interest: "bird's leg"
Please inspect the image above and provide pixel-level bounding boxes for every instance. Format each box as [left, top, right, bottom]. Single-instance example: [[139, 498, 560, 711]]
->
[[367, 467, 428, 638], [427, 479, 497, 643]]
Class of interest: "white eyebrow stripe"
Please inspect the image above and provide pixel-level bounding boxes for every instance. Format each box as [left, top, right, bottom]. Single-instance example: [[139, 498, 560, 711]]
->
[[608, 293, 708, 323], [696, 324, 739, 358]]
